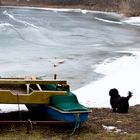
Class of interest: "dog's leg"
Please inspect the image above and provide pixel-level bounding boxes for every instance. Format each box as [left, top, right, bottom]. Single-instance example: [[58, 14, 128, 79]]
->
[[113, 108, 117, 112]]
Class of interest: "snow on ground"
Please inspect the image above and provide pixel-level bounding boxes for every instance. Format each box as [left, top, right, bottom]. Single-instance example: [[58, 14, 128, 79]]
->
[[102, 124, 122, 133], [74, 51, 140, 107]]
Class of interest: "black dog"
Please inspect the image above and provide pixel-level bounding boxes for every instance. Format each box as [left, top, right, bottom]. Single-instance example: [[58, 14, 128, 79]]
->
[[109, 88, 132, 113]]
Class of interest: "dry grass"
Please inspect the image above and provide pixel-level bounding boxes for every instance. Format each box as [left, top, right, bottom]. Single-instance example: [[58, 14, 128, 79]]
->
[[0, 105, 139, 140]]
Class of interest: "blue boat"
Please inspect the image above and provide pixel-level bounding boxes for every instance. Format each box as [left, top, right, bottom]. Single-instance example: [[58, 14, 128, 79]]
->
[[26, 81, 91, 128]]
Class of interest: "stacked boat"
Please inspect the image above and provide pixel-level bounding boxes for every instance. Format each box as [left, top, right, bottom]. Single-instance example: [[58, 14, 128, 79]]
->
[[0, 77, 91, 128]]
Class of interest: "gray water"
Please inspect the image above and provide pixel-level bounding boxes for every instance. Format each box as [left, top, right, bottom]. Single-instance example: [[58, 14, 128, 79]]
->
[[0, 7, 140, 89]]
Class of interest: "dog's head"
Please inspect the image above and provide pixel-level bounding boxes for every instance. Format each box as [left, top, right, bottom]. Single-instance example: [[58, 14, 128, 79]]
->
[[109, 88, 120, 97]]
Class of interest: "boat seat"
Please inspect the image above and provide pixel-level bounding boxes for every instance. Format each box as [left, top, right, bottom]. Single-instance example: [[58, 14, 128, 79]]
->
[[50, 94, 87, 111]]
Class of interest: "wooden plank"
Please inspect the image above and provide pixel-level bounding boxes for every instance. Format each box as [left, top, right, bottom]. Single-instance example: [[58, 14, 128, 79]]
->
[[0, 90, 67, 104], [0, 79, 67, 85]]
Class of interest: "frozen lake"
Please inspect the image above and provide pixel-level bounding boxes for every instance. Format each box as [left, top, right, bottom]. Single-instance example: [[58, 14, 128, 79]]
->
[[0, 7, 140, 111]]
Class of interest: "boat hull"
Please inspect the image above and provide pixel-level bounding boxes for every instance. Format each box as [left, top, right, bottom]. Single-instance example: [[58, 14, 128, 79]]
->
[[46, 106, 89, 123]]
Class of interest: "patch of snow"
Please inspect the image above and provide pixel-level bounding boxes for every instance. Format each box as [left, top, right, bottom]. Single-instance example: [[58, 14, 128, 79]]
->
[[102, 124, 122, 133]]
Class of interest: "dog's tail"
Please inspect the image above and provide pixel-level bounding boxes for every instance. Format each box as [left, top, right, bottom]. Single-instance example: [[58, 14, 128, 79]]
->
[[127, 91, 133, 100]]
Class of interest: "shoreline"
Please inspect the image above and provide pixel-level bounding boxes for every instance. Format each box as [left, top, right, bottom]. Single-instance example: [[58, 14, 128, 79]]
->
[[0, 5, 124, 17], [1, 0, 140, 16]]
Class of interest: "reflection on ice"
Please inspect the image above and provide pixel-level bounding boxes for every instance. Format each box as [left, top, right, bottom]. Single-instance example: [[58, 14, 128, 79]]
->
[[3, 10, 38, 28]]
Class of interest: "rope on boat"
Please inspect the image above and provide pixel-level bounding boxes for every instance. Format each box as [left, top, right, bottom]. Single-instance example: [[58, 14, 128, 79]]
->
[[16, 93, 22, 121], [64, 114, 81, 135], [75, 114, 81, 129], [28, 119, 33, 129]]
